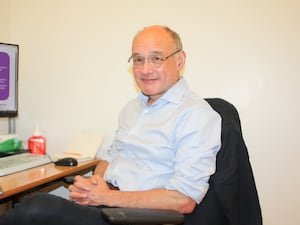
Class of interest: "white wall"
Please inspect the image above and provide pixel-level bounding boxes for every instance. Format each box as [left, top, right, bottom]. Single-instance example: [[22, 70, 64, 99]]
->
[[1, 1, 299, 225]]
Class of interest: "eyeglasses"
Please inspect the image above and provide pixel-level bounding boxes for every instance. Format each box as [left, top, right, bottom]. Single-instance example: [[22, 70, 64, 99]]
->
[[128, 49, 182, 68]]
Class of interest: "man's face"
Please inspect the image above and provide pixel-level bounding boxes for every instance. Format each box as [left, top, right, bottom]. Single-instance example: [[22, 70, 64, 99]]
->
[[131, 27, 185, 104]]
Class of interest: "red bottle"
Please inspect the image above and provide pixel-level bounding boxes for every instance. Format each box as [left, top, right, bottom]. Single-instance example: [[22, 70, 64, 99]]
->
[[28, 125, 46, 155]]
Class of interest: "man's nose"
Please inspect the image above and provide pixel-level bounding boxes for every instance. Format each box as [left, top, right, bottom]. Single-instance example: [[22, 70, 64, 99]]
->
[[140, 60, 152, 73]]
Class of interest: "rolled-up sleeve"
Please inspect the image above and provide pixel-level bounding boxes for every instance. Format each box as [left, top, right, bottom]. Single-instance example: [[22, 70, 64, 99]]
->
[[165, 105, 221, 203]]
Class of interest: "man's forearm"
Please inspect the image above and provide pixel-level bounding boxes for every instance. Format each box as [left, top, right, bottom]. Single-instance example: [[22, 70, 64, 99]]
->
[[100, 188, 196, 214], [93, 160, 109, 177]]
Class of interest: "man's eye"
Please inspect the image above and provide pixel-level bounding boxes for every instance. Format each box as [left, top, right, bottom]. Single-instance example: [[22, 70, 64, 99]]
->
[[151, 55, 163, 63], [133, 57, 144, 63]]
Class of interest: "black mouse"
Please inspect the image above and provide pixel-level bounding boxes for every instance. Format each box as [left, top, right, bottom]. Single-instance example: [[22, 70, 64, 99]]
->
[[55, 157, 78, 166]]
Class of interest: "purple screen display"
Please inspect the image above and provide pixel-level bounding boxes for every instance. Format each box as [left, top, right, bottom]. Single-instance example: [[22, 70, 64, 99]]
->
[[0, 52, 10, 100]]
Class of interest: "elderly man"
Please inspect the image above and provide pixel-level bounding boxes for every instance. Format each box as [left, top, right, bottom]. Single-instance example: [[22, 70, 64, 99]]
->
[[0, 25, 221, 225]]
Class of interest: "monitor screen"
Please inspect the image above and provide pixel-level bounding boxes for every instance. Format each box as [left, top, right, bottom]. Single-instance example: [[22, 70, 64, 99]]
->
[[0, 43, 19, 118]]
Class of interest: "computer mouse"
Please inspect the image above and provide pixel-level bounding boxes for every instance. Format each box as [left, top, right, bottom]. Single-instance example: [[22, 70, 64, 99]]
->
[[54, 157, 78, 166]]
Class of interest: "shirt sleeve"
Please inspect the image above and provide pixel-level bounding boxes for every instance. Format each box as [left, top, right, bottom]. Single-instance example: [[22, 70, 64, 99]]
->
[[99, 135, 122, 163], [165, 105, 221, 204]]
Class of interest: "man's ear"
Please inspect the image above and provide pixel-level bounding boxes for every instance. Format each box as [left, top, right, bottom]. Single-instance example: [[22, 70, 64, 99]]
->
[[177, 50, 186, 70]]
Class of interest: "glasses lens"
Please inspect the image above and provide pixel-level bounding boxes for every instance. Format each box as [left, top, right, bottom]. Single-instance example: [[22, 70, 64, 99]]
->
[[148, 55, 164, 67], [131, 56, 144, 67]]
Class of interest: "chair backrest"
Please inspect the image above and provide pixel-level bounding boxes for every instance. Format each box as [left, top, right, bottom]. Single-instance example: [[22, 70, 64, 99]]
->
[[184, 98, 262, 225]]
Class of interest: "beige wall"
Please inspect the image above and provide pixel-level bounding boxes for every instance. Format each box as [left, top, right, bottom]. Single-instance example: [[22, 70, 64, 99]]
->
[[1, 1, 299, 225]]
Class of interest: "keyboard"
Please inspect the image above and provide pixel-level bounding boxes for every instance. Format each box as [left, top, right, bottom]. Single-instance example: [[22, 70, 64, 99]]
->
[[0, 153, 52, 176]]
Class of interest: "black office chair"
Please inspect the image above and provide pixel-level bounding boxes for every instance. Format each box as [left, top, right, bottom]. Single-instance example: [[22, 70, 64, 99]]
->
[[100, 98, 263, 225]]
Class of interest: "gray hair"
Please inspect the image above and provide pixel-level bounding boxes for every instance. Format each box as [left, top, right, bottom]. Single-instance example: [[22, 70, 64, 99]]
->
[[163, 26, 183, 50], [135, 25, 183, 50]]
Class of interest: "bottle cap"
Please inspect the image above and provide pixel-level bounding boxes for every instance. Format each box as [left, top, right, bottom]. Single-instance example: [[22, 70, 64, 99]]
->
[[34, 124, 41, 136]]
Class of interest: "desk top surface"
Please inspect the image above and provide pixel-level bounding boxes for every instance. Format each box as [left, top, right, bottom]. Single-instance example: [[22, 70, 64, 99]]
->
[[0, 159, 99, 200]]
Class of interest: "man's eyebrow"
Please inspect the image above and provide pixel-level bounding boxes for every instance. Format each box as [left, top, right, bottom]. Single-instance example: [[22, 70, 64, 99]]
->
[[150, 50, 163, 54], [131, 53, 140, 57], [132, 50, 164, 56]]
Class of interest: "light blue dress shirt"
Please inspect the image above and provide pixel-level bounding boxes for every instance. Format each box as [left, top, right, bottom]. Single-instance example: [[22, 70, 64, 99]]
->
[[101, 77, 221, 203]]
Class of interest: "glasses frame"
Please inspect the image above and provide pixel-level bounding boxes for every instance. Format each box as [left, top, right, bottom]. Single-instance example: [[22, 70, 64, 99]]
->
[[128, 49, 182, 68]]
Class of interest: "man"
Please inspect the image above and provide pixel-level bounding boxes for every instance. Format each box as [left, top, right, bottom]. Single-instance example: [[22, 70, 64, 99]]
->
[[0, 25, 221, 225]]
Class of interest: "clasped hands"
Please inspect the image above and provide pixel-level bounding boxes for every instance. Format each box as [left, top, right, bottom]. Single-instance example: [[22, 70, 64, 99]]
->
[[68, 175, 110, 206]]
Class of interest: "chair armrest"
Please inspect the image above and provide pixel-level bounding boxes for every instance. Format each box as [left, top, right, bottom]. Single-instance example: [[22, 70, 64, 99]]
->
[[63, 175, 90, 183], [101, 207, 184, 225], [63, 175, 76, 183]]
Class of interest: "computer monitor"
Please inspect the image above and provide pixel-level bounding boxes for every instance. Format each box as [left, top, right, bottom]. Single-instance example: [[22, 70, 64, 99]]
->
[[0, 43, 19, 118]]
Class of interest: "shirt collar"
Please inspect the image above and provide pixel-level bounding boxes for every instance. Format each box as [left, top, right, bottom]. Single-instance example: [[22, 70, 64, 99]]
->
[[139, 77, 189, 106]]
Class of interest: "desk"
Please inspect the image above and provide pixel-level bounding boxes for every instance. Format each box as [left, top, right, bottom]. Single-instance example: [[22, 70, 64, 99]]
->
[[0, 159, 99, 203]]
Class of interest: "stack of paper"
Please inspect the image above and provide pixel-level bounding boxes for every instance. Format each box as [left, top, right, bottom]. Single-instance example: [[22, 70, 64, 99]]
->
[[50, 133, 104, 163]]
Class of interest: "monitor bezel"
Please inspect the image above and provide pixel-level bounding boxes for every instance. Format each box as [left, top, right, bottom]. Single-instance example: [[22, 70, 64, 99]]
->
[[0, 42, 19, 118]]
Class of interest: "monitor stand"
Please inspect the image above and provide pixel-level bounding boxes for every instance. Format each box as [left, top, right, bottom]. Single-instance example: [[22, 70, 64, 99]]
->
[[8, 118, 15, 134]]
